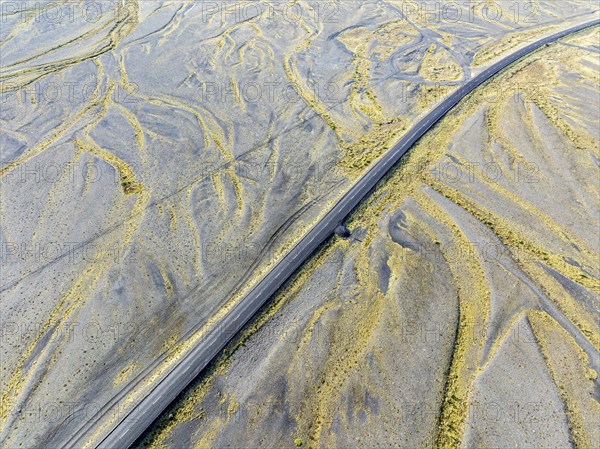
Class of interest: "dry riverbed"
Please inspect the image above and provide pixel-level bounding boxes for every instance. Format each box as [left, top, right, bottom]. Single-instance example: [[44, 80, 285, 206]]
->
[[1, 1, 599, 447]]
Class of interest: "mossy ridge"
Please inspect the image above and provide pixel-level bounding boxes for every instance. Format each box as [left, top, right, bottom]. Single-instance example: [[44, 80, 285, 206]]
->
[[413, 190, 491, 449], [528, 310, 600, 449]]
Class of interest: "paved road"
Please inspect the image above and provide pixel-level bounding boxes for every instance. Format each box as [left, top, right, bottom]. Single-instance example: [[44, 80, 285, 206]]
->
[[65, 17, 600, 449]]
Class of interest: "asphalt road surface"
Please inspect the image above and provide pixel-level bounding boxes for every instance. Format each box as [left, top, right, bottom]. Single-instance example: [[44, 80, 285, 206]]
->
[[63, 17, 600, 449]]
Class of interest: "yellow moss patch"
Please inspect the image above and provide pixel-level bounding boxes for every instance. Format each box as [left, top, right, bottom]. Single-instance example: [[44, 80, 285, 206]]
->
[[528, 311, 600, 449]]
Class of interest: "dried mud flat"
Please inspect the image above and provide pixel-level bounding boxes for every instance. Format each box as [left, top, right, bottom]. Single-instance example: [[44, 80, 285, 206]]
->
[[136, 27, 600, 449], [1, 1, 599, 448]]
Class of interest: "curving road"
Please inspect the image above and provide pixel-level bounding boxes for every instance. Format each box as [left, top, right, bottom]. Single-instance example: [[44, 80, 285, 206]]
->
[[65, 17, 600, 449]]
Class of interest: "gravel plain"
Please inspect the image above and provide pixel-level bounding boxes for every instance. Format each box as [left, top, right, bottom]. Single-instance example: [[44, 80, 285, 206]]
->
[[134, 26, 600, 449]]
